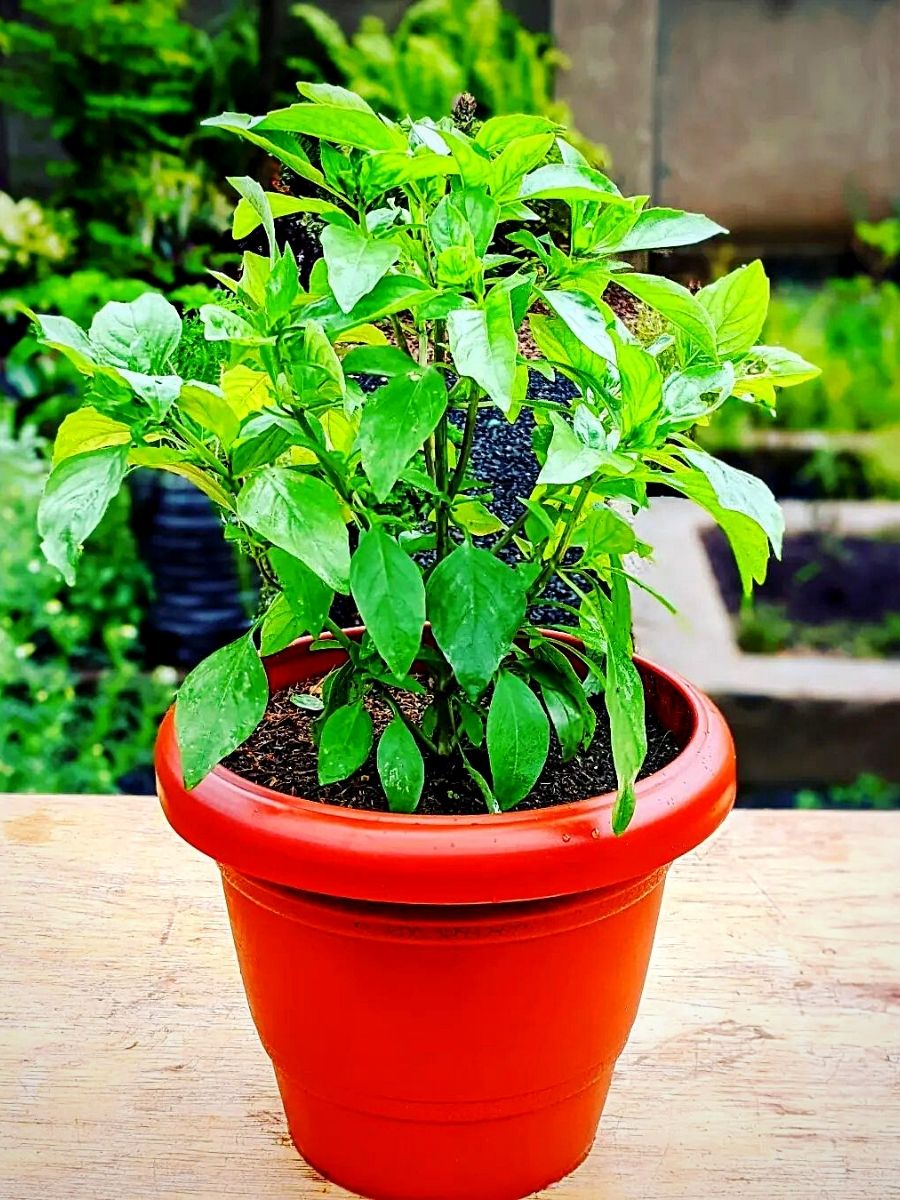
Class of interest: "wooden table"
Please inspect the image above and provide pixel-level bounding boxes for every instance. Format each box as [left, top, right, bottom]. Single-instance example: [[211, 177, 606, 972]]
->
[[1, 799, 898, 1200]]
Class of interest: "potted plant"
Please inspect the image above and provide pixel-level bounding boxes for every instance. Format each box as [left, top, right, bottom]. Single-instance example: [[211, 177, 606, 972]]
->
[[30, 83, 817, 1200]]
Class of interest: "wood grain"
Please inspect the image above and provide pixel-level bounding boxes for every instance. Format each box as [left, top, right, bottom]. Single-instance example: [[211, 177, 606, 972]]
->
[[1, 798, 898, 1200]]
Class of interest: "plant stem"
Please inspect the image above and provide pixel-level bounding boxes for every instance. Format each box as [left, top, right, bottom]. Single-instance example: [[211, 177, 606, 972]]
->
[[323, 617, 355, 653], [294, 409, 358, 511], [533, 482, 592, 594], [171, 419, 229, 478], [391, 314, 412, 357], [384, 695, 438, 756], [491, 508, 530, 555], [448, 384, 479, 497]]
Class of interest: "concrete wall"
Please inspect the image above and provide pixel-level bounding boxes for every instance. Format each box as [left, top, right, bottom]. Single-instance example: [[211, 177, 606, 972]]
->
[[554, 0, 900, 240]]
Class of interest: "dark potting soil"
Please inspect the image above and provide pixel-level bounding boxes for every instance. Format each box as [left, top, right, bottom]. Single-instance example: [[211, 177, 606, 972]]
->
[[223, 684, 681, 815]]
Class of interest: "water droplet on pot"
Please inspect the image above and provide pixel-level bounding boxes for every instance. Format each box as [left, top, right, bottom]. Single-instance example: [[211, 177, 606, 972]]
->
[[561, 833, 571, 843]]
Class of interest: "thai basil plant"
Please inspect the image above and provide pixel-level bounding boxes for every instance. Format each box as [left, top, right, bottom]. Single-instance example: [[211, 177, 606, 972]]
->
[[30, 83, 818, 829]]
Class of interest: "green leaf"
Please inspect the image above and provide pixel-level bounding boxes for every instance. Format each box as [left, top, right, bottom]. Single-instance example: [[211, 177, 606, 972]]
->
[[228, 176, 277, 262], [575, 198, 643, 255], [51, 407, 130, 464], [89, 293, 181, 373], [237, 468, 350, 592], [426, 543, 526, 699], [127, 446, 234, 510], [476, 114, 559, 152], [542, 289, 618, 365], [697, 261, 769, 358], [428, 187, 499, 258], [38, 445, 129, 585], [31, 313, 95, 363], [292, 319, 346, 402], [739, 344, 821, 389], [377, 717, 425, 812], [304, 274, 434, 335], [572, 505, 637, 559], [233, 192, 343, 240], [487, 671, 550, 810], [613, 272, 717, 359], [321, 224, 400, 314], [198, 304, 264, 344], [350, 528, 425, 678], [617, 344, 662, 438], [266, 246, 300, 323], [447, 285, 516, 412], [450, 499, 504, 535], [601, 573, 646, 834], [296, 82, 376, 112], [442, 129, 492, 187], [530, 655, 592, 762], [614, 207, 727, 253], [530, 313, 611, 387], [259, 592, 305, 655], [360, 150, 457, 198], [341, 344, 418, 377], [318, 702, 374, 785], [518, 164, 627, 204], [666, 466, 773, 593], [359, 367, 447, 501], [491, 134, 555, 201], [175, 633, 268, 790], [201, 112, 327, 192], [537, 413, 632, 486], [680, 447, 783, 555], [178, 380, 238, 446], [238, 251, 271, 307], [117, 371, 182, 421], [270, 548, 333, 636], [661, 363, 735, 429], [535, 674, 583, 762], [257, 103, 405, 152]]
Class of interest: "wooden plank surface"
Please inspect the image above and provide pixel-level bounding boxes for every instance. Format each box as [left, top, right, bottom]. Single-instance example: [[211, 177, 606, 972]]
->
[[1, 798, 898, 1200]]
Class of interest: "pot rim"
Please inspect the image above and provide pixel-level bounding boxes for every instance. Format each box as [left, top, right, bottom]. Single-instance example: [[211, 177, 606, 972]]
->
[[155, 629, 735, 904]]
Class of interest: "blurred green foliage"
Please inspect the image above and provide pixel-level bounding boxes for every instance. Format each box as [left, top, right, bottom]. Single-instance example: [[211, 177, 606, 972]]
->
[[290, 0, 606, 162], [703, 274, 900, 497], [0, 0, 256, 284], [0, 408, 173, 791], [0, 193, 75, 277], [761, 278, 900, 433], [737, 600, 900, 659], [795, 774, 900, 810], [856, 215, 900, 272]]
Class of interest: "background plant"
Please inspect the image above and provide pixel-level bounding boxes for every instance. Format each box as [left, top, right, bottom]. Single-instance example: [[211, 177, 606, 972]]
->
[[289, 0, 606, 162], [0, 0, 255, 285], [30, 84, 818, 827], [0, 406, 172, 791]]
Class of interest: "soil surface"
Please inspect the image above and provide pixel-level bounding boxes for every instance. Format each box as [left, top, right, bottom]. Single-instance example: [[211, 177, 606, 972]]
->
[[223, 684, 681, 815]]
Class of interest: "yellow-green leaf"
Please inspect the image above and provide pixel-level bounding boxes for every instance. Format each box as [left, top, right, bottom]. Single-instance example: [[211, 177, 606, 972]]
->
[[128, 446, 234, 511], [52, 407, 131, 464]]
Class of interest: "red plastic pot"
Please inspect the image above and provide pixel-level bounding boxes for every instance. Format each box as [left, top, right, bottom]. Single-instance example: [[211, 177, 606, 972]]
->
[[156, 629, 735, 1200]]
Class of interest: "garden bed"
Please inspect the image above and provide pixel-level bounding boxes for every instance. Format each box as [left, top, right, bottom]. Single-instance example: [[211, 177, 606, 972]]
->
[[704, 527, 900, 658], [630, 498, 900, 787]]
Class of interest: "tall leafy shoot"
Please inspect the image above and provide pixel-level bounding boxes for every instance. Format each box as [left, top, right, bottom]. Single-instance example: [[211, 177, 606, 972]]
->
[[31, 85, 818, 829]]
